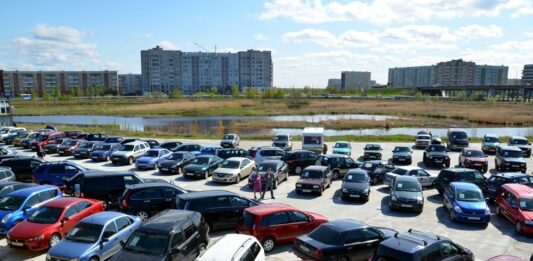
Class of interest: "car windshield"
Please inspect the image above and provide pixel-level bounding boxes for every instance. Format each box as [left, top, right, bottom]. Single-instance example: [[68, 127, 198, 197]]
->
[[28, 207, 63, 224], [452, 132, 468, 139], [80, 143, 93, 149], [511, 139, 528, 145], [36, 135, 49, 141], [274, 135, 288, 141], [95, 145, 112, 150], [192, 157, 209, 165], [167, 153, 184, 160], [394, 147, 410, 152], [395, 180, 421, 192], [17, 133, 28, 137], [66, 222, 103, 243], [0, 129, 9, 134], [503, 150, 523, 158], [365, 144, 380, 150], [124, 231, 168, 256], [417, 135, 430, 140], [361, 162, 376, 170], [335, 143, 349, 148], [144, 150, 160, 157], [345, 173, 368, 183], [258, 162, 277, 171], [302, 170, 323, 179], [430, 146, 446, 152], [466, 150, 484, 157], [106, 138, 120, 143], [484, 137, 500, 143], [0, 195, 25, 210], [260, 149, 281, 156], [308, 225, 340, 245], [391, 168, 407, 175], [519, 198, 533, 211], [220, 160, 240, 169], [456, 189, 484, 202], [120, 145, 134, 151], [224, 135, 234, 140], [63, 140, 77, 146]]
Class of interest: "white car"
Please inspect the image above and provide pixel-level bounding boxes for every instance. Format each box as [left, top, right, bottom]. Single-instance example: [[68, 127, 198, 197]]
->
[[254, 147, 285, 164], [196, 234, 265, 261], [110, 140, 150, 165], [383, 166, 435, 187], [0, 127, 25, 141], [271, 134, 293, 151], [415, 134, 432, 149], [212, 157, 255, 184]]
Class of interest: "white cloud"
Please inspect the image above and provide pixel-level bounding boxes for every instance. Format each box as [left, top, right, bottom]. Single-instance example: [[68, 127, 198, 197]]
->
[[339, 31, 380, 47], [523, 31, 533, 37], [254, 33, 269, 41], [282, 29, 338, 47], [454, 24, 502, 39], [382, 25, 456, 42], [156, 40, 177, 49]]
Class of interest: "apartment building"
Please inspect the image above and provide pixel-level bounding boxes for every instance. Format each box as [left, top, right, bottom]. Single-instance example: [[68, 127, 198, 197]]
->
[[118, 74, 142, 95], [341, 71, 371, 91], [523, 64, 533, 85]]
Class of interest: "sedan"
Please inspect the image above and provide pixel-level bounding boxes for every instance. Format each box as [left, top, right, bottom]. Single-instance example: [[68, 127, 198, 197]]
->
[[248, 160, 289, 189], [363, 144, 382, 160], [157, 151, 196, 175], [212, 157, 255, 184], [458, 148, 488, 173], [295, 166, 332, 196], [332, 141, 351, 156], [391, 146, 412, 165], [340, 169, 371, 201], [182, 155, 223, 179], [90, 143, 121, 162], [135, 148, 171, 170]]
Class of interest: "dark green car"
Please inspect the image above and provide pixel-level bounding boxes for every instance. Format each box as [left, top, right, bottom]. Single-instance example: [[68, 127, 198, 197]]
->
[[182, 155, 223, 179]]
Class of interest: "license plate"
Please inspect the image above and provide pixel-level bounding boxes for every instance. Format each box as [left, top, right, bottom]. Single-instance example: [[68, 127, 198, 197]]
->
[[11, 242, 23, 247], [161, 168, 168, 171], [435, 159, 442, 162], [401, 204, 412, 208], [468, 217, 480, 220], [512, 165, 519, 168], [303, 189, 312, 193], [300, 245, 310, 252], [474, 163, 481, 166], [399, 158, 405, 161], [350, 194, 360, 198], [186, 172, 194, 176]]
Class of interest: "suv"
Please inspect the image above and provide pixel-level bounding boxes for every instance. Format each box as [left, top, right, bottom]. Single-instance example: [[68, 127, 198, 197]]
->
[[433, 168, 487, 195], [295, 166, 332, 196], [485, 173, 533, 200], [495, 184, 533, 234], [120, 183, 188, 221], [458, 148, 488, 173], [33, 161, 86, 186], [482, 134, 501, 154], [0, 157, 45, 182], [111, 140, 151, 165], [495, 145, 527, 173], [237, 203, 328, 252], [423, 144, 450, 168], [315, 154, 359, 180], [447, 128, 469, 151], [112, 209, 210, 261], [220, 133, 240, 148], [508, 136, 532, 158], [282, 150, 319, 175], [271, 134, 293, 151], [364, 144, 383, 160], [197, 234, 264, 261], [175, 190, 259, 231], [388, 176, 424, 213], [373, 229, 474, 261]]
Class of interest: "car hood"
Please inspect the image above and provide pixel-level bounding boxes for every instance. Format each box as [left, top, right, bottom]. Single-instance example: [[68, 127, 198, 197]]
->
[[333, 148, 350, 152], [74, 148, 89, 152], [483, 142, 500, 147], [456, 200, 486, 210], [112, 151, 129, 157], [502, 157, 526, 163], [158, 159, 181, 167], [48, 239, 96, 259], [9, 221, 59, 238], [137, 156, 158, 163], [112, 249, 165, 261], [393, 191, 421, 200], [221, 139, 234, 143], [0, 209, 14, 220], [184, 164, 207, 172], [342, 182, 369, 191], [59, 145, 76, 150], [214, 167, 239, 175], [297, 178, 323, 185], [465, 157, 487, 162], [91, 150, 109, 155], [304, 211, 328, 223], [393, 152, 411, 157], [428, 151, 448, 156]]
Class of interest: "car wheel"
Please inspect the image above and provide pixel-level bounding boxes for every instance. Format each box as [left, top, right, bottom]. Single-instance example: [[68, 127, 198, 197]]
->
[[198, 242, 207, 256], [128, 157, 134, 165], [235, 175, 241, 184], [273, 179, 278, 189], [495, 206, 501, 216], [262, 238, 275, 252], [332, 170, 340, 180], [339, 257, 349, 261], [515, 222, 523, 234], [136, 210, 150, 221], [49, 233, 61, 248], [295, 166, 302, 175], [204, 171, 209, 179]]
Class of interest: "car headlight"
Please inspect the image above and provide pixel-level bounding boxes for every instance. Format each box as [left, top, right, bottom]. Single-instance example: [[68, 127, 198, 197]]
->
[[296, 184, 302, 187], [28, 235, 44, 242], [2, 214, 11, 223], [454, 206, 463, 213], [524, 220, 533, 225], [391, 195, 397, 201], [46, 253, 51, 260], [70, 258, 80, 261], [342, 188, 348, 193], [428, 155, 433, 159], [416, 196, 423, 203], [313, 185, 319, 189], [363, 188, 370, 194], [485, 208, 491, 215]]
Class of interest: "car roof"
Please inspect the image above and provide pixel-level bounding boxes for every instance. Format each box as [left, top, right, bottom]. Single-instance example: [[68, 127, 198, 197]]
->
[[443, 168, 477, 173], [124, 140, 147, 145], [451, 182, 480, 190], [449, 128, 466, 132], [498, 145, 522, 151], [245, 203, 295, 215], [304, 165, 328, 171], [501, 184, 533, 196], [203, 145, 222, 149], [493, 172, 527, 179], [510, 136, 527, 140], [335, 141, 349, 144], [140, 209, 198, 233], [259, 159, 283, 165], [44, 197, 88, 208], [198, 234, 255, 260], [394, 166, 420, 171], [126, 182, 178, 190], [484, 134, 499, 138], [464, 147, 482, 152], [9, 185, 56, 197], [346, 169, 368, 175], [81, 211, 125, 225], [177, 190, 237, 200], [319, 219, 368, 231], [383, 230, 448, 253], [286, 150, 313, 154], [225, 157, 248, 162]]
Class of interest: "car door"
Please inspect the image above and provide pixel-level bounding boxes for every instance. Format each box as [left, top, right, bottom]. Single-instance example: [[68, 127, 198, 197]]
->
[[161, 187, 178, 210], [241, 159, 253, 177], [264, 211, 291, 242], [487, 176, 504, 197], [342, 230, 367, 259], [360, 228, 383, 259], [169, 231, 186, 261], [443, 185, 454, 211], [417, 170, 432, 187], [208, 196, 234, 229], [61, 204, 81, 233], [101, 221, 120, 260], [504, 193, 520, 222], [439, 241, 463, 261], [22, 193, 41, 217], [227, 196, 254, 228], [286, 211, 314, 240], [144, 188, 165, 214], [180, 224, 201, 261]]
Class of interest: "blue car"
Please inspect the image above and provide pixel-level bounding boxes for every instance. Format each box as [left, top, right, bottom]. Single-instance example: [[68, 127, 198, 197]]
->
[[91, 143, 121, 162], [46, 211, 141, 261], [200, 145, 223, 156], [33, 161, 87, 186], [135, 148, 171, 170], [0, 185, 62, 234], [443, 182, 490, 226], [176, 143, 203, 156]]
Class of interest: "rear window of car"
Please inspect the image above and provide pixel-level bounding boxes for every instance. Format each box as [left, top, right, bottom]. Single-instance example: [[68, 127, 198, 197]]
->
[[308, 225, 340, 245], [242, 211, 256, 228], [391, 168, 407, 175], [376, 244, 418, 261], [84, 176, 123, 192]]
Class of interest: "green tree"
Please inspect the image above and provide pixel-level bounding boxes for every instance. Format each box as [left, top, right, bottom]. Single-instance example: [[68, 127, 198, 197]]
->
[[30, 89, 38, 100], [42, 91, 51, 101], [275, 88, 286, 99], [246, 87, 257, 99], [230, 84, 240, 98], [170, 88, 182, 99], [262, 87, 275, 99]]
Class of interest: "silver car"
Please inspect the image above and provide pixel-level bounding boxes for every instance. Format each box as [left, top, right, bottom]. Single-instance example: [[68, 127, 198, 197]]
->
[[384, 166, 435, 187], [212, 157, 255, 184], [220, 133, 240, 148]]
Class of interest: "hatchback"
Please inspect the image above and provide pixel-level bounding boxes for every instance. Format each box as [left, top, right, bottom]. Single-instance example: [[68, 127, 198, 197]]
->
[[389, 176, 424, 212], [340, 169, 371, 201], [254, 147, 285, 164], [443, 182, 490, 226], [0, 182, 36, 198], [33, 161, 87, 186], [495, 184, 533, 234]]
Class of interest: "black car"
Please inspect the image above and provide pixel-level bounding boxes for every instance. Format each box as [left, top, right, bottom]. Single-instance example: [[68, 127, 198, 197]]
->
[[495, 145, 527, 173], [340, 169, 371, 201], [182, 155, 223, 179], [315, 154, 359, 180], [359, 161, 395, 185], [485, 173, 533, 200], [0, 157, 45, 182], [247, 160, 289, 189], [120, 183, 188, 221], [373, 229, 474, 261], [143, 139, 161, 148], [63, 170, 167, 209], [433, 168, 487, 195], [73, 141, 105, 159], [158, 152, 196, 175], [217, 148, 250, 160], [281, 150, 318, 175], [423, 144, 450, 168], [103, 136, 124, 144], [389, 176, 424, 213], [293, 219, 397, 261], [0, 155, 22, 163], [508, 136, 531, 158], [391, 146, 412, 165], [159, 141, 183, 152], [112, 209, 210, 261], [86, 133, 108, 141], [447, 128, 469, 151], [364, 144, 383, 161], [0, 181, 36, 197], [43, 138, 64, 154], [175, 190, 260, 231]]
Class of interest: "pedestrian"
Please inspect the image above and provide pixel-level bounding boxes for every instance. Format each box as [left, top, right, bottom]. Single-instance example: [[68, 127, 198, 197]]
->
[[260, 168, 275, 200], [253, 173, 262, 200], [36, 144, 45, 159]]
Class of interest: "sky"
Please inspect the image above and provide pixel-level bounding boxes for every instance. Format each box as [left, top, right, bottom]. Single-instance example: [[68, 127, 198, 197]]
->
[[0, 0, 532, 87]]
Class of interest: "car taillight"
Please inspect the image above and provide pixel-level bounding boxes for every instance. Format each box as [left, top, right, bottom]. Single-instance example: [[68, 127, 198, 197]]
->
[[286, 160, 294, 164], [122, 191, 132, 209], [314, 248, 323, 259]]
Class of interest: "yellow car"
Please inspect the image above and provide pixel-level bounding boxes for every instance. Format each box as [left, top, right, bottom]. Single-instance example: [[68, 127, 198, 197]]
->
[[13, 132, 35, 147]]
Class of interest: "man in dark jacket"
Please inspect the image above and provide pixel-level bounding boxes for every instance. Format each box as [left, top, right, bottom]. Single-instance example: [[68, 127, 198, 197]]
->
[[260, 168, 275, 200]]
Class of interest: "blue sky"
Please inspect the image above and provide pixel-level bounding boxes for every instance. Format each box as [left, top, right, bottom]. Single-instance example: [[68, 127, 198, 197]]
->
[[1, 0, 532, 87]]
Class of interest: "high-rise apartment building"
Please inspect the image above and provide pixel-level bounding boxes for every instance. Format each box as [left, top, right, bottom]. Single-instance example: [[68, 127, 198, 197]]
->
[[522, 64, 533, 85], [341, 71, 371, 90], [327, 79, 342, 88], [474, 65, 508, 86], [388, 66, 435, 87], [435, 59, 476, 86], [118, 74, 142, 95]]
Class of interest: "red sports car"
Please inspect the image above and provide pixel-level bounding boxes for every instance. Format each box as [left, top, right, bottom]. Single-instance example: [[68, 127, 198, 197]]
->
[[6, 197, 104, 251]]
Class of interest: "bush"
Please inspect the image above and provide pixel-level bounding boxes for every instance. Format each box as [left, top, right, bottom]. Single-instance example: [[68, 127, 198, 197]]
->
[[169, 89, 182, 99]]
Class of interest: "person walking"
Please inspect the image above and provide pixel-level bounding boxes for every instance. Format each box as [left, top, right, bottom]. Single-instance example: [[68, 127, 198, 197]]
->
[[253, 173, 262, 200], [260, 168, 275, 200], [36, 144, 45, 159]]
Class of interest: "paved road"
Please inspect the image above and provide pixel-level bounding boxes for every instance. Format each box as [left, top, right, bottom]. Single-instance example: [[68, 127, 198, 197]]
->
[[1, 140, 532, 261]]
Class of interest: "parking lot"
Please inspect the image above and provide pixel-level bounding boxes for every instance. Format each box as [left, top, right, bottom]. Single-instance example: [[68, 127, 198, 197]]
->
[[0, 140, 532, 261]]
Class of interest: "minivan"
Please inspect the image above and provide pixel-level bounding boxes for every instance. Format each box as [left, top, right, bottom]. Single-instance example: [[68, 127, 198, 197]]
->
[[447, 129, 469, 151], [495, 184, 533, 234]]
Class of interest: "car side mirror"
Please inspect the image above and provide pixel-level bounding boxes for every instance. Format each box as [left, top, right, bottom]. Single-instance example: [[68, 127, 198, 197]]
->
[[101, 237, 109, 243], [119, 240, 125, 247], [171, 247, 181, 254]]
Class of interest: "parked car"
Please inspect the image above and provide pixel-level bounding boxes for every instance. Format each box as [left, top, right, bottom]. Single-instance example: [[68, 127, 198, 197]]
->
[[364, 144, 383, 160], [0, 182, 36, 198], [389, 176, 424, 213], [30, 132, 65, 151], [200, 145, 223, 156], [373, 229, 474, 261], [495, 184, 533, 234], [217, 148, 250, 160], [357, 161, 394, 185], [13, 132, 34, 147], [90, 143, 121, 162], [254, 147, 286, 164], [158, 141, 183, 152], [415, 133, 432, 149], [135, 148, 172, 170], [197, 234, 264, 261], [271, 134, 293, 151], [423, 144, 451, 168], [0, 157, 46, 182], [332, 141, 351, 156], [175, 143, 203, 156], [73, 141, 105, 159], [0, 127, 25, 142], [0, 185, 61, 234], [220, 133, 240, 148], [182, 155, 224, 179], [247, 160, 289, 189], [384, 166, 435, 188], [508, 136, 532, 158], [293, 219, 397, 261], [3, 129, 27, 145], [315, 154, 359, 180], [340, 169, 371, 201], [281, 150, 319, 175], [482, 134, 501, 154], [458, 148, 488, 173], [157, 151, 195, 175], [111, 140, 151, 165], [391, 146, 412, 165], [103, 136, 124, 144], [46, 211, 141, 261], [143, 139, 160, 148], [486, 173, 533, 200], [0, 146, 17, 157], [447, 128, 469, 151], [57, 139, 83, 156], [443, 182, 490, 226], [434, 168, 487, 195], [295, 166, 332, 196], [112, 209, 209, 261], [21, 132, 41, 149], [0, 167, 15, 182], [495, 145, 527, 173], [120, 183, 188, 221], [237, 203, 328, 252], [85, 133, 108, 142], [33, 161, 87, 186], [6, 197, 104, 251], [175, 190, 260, 230], [63, 130, 84, 139], [212, 157, 255, 184], [43, 139, 64, 154]]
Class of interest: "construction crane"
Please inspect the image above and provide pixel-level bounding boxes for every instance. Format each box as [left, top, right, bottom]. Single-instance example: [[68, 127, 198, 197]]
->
[[194, 42, 217, 53]]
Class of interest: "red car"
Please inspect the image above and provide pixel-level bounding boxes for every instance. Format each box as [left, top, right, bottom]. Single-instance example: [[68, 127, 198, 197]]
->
[[29, 132, 65, 151], [236, 203, 328, 252], [458, 148, 488, 173], [495, 184, 533, 234], [6, 197, 104, 251]]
